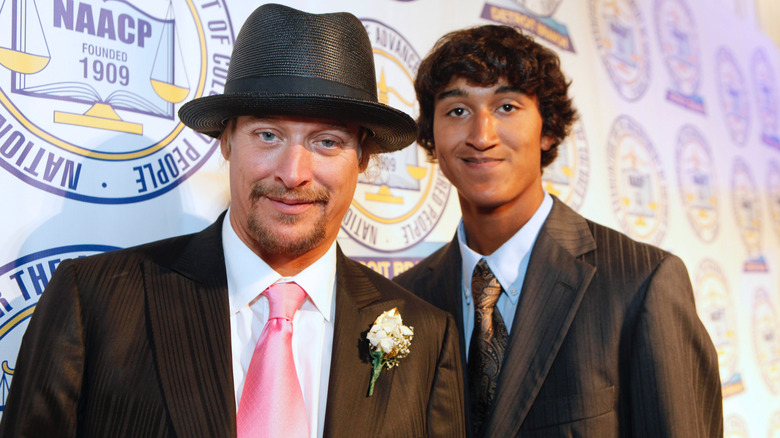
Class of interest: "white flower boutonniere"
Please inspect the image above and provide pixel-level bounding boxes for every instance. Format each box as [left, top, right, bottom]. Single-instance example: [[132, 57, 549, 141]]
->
[[366, 307, 414, 396]]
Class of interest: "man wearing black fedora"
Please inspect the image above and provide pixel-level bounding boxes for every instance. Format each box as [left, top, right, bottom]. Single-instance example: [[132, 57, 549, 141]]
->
[[0, 4, 465, 438]]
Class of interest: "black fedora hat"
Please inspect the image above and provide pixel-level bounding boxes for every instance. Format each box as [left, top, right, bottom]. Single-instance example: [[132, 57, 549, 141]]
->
[[178, 3, 417, 152]]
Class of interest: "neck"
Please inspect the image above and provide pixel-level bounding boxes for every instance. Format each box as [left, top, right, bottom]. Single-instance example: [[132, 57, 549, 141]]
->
[[258, 249, 328, 277], [460, 190, 545, 255], [230, 215, 334, 277]]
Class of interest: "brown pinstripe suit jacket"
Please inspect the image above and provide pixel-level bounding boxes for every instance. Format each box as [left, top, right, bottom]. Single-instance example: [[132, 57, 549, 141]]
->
[[0, 216, 465, 438], [394, 197, 723, 437]]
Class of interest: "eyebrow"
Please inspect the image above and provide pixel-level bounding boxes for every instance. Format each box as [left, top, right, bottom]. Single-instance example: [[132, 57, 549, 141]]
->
[[436, 85, 523, 101]]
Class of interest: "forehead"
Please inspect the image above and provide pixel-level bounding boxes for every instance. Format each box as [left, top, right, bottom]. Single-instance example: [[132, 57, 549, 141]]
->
[[435, 77, 535, 103]]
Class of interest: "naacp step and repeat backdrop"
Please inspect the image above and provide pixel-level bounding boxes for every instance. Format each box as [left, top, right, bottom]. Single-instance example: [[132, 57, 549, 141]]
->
[[0, 0, 778, 433]]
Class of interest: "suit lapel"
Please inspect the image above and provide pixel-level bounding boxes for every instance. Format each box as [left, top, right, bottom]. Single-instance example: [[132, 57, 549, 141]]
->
[[483, 198, 597, 437], [145, 215, 236, 437], [421, 237, 475, 433], [323, 248, 403, 437], [422, 237, 466, 358]]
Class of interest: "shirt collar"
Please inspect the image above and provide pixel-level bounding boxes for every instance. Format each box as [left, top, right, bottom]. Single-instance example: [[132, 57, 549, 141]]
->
[[458, 192, 553, 302], [222, 209, 336, 322]]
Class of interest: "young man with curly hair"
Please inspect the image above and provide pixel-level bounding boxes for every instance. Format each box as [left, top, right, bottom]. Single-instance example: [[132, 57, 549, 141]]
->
[[395, 25, 722, 437]]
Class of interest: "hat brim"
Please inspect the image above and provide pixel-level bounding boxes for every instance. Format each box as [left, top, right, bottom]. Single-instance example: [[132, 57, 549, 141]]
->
[[178, 93, 417, 152]]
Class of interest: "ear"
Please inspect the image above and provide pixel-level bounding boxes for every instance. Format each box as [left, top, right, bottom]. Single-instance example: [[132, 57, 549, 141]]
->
[[220, 137, 230, 160], [358, 157, 369, 173], [541, 136, 554, 151]]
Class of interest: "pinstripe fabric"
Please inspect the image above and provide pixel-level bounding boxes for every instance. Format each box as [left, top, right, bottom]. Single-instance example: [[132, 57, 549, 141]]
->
[[0, 214, 466, 438], [395, 196, 723, 437]]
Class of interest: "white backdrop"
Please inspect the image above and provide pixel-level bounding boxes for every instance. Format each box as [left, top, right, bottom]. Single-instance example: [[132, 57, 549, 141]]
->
[[0, 0, 778, 434]]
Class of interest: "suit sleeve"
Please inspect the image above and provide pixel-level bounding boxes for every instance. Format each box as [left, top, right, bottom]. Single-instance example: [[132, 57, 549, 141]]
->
[[427, 311, 467, 438], [629, 255, 723, 438], [0, 260, 84, 438]]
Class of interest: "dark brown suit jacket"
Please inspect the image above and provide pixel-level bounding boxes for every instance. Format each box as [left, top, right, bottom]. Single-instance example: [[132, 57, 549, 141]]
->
[[394, 197, 723, 437], [0, 216, 465, 437]]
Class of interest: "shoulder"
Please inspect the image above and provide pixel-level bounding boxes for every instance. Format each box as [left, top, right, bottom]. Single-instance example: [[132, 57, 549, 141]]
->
[[546, 200, 686, 289], [585, 218, 674, 267], [60, 232, 200, 273], [345, 257, 446, 308], [60, 217, 223, 275], [576, 218, 692, 306], [393, 239, 457, 290]]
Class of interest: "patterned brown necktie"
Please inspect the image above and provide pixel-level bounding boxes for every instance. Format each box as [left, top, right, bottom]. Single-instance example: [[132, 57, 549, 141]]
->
[[468, 259, 509, 436]]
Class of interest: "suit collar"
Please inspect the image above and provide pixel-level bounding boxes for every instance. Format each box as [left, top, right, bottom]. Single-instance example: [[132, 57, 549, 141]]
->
[[145, 213, 236, 437], [538, 196, 597, 258], [483, 197, 596, 436]]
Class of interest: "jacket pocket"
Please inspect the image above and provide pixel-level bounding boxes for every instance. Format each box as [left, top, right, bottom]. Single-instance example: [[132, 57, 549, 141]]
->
[[524, 386, 615, 430]]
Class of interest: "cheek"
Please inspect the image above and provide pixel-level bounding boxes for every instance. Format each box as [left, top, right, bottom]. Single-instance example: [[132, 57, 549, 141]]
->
[[432, 122, 448, 147]]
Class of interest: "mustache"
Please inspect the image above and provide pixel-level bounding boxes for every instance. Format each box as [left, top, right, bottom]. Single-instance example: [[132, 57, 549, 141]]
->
[[250, 181, 330, 204]]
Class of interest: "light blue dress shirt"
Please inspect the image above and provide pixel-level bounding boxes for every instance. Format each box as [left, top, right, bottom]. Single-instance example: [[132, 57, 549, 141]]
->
[[457, 192, 553, 355]]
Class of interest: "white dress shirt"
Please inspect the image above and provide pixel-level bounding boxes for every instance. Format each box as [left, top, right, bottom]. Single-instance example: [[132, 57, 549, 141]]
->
[[458, 192, 553, 355], [222, 212, 335, 438]]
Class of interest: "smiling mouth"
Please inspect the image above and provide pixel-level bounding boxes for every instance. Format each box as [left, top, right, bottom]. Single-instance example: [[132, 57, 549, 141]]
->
[[268, 196, 318, 205], [462, 157, 501, 164]]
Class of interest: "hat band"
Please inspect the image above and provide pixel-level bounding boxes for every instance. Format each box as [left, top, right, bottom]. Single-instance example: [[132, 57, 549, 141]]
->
[[224, 75, 377, 102]]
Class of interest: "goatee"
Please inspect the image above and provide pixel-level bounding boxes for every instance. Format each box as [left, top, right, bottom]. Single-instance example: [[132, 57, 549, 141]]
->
[[247, 181, 330, 258]]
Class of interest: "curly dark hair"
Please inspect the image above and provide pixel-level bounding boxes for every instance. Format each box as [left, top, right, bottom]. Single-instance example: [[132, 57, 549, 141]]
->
[[415, 25, 577, 169]]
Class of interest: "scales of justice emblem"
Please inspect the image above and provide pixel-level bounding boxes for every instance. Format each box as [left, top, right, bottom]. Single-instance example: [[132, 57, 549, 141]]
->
[[621, 148, 657, 226], [0, 0, 189, 135], [347, 20, 450, 252], [358, 68, 426, 205], [0, 0, 230, 203], [607, 116, 667, 245], [676, 125, 718, 242], [1, 361, 12, 411], [732, 158, 767, 272], [542, 121, 589, 211], [591, 0, 651, 101]]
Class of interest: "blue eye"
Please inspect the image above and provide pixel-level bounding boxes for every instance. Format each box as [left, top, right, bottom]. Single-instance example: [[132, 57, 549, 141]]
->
[[259, 131, 276, 141]]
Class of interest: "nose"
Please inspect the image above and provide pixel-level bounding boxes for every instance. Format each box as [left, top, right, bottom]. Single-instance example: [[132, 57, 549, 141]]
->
[[465, 110, 499, 151], [276, 143, 313, 188]]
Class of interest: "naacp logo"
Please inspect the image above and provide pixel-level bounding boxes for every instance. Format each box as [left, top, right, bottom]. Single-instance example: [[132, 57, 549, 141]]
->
[[768, 161, 780, 243], [542, 120, 589, 211], [693, 259, 742, 397], [0, 244, 118, 412], [481, 0, 573, 52], [654, 0, 705, 113], [607, 115, 668, 246], [0, 0, 234, 203], [675, 125, 718, 243], [752, 287, 780, 394], [590, 0, 651, 101], [732, 158, 766, 272], [716, 47, 750, 146], [752, 48, 780, 150], [346, 19, 450, 252]]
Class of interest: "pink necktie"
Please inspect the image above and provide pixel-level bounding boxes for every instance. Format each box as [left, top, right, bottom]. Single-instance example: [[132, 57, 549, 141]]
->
[[237, 282, 309, 438]]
